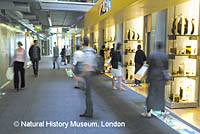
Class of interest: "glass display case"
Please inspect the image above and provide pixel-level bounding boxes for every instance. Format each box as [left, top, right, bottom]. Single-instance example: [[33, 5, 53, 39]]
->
[[104, 25, 115, 73], [166, 0, 199, 108], [123, 17, 144, 83]]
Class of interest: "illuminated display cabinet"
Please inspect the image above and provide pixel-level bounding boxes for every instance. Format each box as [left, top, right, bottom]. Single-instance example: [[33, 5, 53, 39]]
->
[[123, 17, 144, 83], [104, 25, 115, 73], [166, 0, 199, 108]]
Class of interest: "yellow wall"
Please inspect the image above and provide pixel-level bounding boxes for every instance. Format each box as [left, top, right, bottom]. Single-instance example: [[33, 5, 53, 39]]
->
[[84, 0, 190, 31]]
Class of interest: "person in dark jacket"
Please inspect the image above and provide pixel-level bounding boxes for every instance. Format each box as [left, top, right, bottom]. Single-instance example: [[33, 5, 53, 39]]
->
[[132, 45, 146, 87], [111, 42, 123, 90], [29, 40, 41, 77], [100, 45, 105, 73], [110, 43, 115, 57]]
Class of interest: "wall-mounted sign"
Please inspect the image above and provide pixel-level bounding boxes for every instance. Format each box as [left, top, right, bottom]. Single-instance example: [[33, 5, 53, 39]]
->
[[98, 0, 111, 16], [34, 25, 42, 31]]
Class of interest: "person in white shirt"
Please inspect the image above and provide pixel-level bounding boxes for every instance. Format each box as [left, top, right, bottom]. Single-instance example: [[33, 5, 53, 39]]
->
[[12, 41, 27, 91], [65, 45, 71, 64], [53, 42, 60, 69], [73, 45, 84, 89]]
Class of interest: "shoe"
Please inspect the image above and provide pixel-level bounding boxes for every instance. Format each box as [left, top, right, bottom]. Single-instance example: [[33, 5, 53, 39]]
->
[[15, 88, 19, 92], [112, 87, 117, 90], [21, 87, 25, 90], [161, 111, 169, 116], [141, 111, 152, 118], [138, 84, 142, 87], [119, 87, 125, 90], [74, 86, 80, 89], [132, 84, 137, 87], [79, 114, 93, 118]]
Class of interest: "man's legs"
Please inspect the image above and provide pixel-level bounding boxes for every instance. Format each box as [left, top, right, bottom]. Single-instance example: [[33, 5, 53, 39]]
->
[[80, 73, 94, 117], [32, 60, 36, 75], [35, 60, 39, 76], [67, 56, 70, 64]]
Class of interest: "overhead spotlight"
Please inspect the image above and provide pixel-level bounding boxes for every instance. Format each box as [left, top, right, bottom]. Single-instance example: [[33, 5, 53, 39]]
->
[[48, 17, 52, 27]]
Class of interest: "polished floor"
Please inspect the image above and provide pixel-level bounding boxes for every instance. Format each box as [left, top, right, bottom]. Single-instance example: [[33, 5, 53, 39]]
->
[[123, 79, 200, 130], [0, 59, 179, 134]]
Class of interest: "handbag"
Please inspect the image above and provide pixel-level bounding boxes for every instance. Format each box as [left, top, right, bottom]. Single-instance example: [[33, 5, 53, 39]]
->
[[6, 67, 14, 81], [105, 57, 112, 66]]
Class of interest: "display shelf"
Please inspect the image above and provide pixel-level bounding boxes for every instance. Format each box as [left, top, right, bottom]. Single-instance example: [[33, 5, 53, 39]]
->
[[168, 54, 198, 56], [166, 100, 198, 109], [168, 35, 200, 37], [172, 75, 197, 78], [166, 2, 200, 109], [124, 40, 143, 43]]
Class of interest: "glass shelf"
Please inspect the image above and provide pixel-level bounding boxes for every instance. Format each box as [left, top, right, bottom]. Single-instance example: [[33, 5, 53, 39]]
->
[[168, 54, 198, 56], [124, 40, 143, 43], [168, 35, 200, 37], [172, 75, 197, 78]]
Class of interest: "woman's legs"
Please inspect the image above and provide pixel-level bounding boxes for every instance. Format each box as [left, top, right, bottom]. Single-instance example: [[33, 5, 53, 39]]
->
[[112, 76, 116, 89], [118, 76, 122, 89], [14, 62, 19, 91]]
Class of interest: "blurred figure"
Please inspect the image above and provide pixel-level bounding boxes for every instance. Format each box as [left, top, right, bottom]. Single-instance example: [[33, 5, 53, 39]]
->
[[111, 42, 123, 90], [141, 42, 168, 118], [73, 45, 84, 89], [61, 46, 66, 65], [93, 45, 97, 53], [53, 42, 60, 69], [29, 40, 41, 77], [132, 45, 146, 87], [79, 36, 97, 118], [110, 43, 115, 57], [100, 45, 105, 73], [65, 45, 71, 64], [12, 41, 27, 91]]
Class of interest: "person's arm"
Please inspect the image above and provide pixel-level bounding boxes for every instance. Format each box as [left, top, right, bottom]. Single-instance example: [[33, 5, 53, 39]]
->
[[23, 49, 28, 68], [28, 46, 32, 59], [143, 51, 147, 61], [38, 47, 41, 60]]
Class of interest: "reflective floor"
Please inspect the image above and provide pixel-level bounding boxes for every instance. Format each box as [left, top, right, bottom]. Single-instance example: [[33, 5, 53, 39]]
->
[[0, 58, 178, 134]]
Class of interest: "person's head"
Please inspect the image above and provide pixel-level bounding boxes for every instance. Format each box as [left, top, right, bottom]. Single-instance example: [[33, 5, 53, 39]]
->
[[112, 43, 115, 48], [156, 42, 163, 50], [64, 46, 66, 49], [54, 42, 56, 46], [93, 45, 97, 49], [18, 41, 23, 48], [34, 40, 38, 45], [116, 42, 123, 50], [76, 45, 81, 51], [137, 45, 141, 50], [102, 45, 105, 49], [82, 36, 89, 48]]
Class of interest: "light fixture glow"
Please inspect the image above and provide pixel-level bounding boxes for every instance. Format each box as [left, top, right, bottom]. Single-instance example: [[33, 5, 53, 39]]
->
[[48, 17, 52, 27]]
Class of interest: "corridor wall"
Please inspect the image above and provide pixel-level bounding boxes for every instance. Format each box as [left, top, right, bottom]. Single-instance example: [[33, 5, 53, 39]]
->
[[0, 24, 25, 87]]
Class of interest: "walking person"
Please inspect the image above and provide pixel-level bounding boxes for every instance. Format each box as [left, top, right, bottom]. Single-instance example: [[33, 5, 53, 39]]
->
[[141, 42, 169, 117], [65, 45, 71, 64], [73, 45, 84, 89], [110, 43, 115, 57], [61, 46, 66, 65], [29, 40, 41, 77], [79, 36, 97, 118], [100, 45, 105, 73], [132, 44, 146, 87], [111, 42, 124, 90], [12, 41, 27, 91], [53, 42, 60, 69]]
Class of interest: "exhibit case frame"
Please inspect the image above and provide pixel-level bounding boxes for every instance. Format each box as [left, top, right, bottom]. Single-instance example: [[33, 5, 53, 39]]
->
[[166, 0, 200, 108], [104, 25, 115, 73], [123, 17, 144, 83]]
